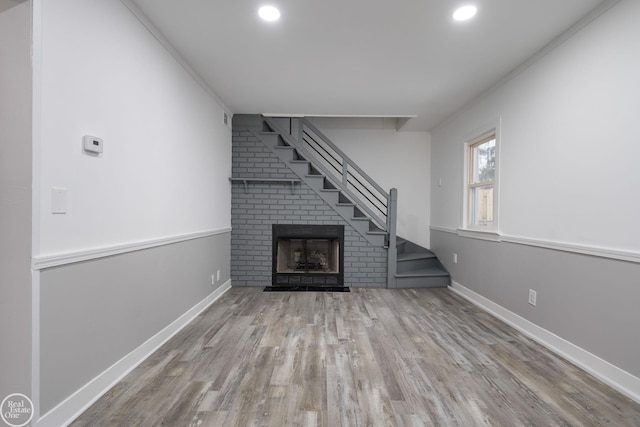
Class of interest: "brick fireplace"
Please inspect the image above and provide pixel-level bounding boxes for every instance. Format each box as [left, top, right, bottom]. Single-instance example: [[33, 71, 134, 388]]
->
[[230, 126, 387, 288], [272, 224, 344, 286]]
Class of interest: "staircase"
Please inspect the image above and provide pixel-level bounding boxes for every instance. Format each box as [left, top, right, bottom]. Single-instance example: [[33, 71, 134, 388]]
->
[[395, 238, 450, 288], [265, 131, 386, 247], [234, 114, 450, 289]]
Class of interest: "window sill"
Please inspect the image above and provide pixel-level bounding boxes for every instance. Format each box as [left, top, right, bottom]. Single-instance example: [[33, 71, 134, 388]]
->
[[457, 228, 502, 242]]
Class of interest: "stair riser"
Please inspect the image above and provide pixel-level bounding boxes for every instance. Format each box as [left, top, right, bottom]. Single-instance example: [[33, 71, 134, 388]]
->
[[318, 190, 340, 206], [303, 175, 326, 190], [350, 219, 371, 235], [260, 132, 281, 146], [271, 147, 296, 168], [366, 234, 386, 247], [333, 204, 356, 218], [288, 162, 310, 176], [397, 244, 407, 256], [395, 275, 450, 288], [397, 258, 441, 273]]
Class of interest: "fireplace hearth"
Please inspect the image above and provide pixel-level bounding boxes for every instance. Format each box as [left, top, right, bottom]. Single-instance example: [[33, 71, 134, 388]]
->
[[272, 224, 344, 286]]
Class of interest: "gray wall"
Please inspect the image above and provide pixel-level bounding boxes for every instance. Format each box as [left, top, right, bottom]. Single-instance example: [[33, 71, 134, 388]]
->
[[0, 1, 32, 401], [432, 229, 640, 379], [0, 0, 28, 14], [39, 232, 231, 413], [429, 0, 640, 387], [33, 0, 234, 416], [231, 130, 387, 287]]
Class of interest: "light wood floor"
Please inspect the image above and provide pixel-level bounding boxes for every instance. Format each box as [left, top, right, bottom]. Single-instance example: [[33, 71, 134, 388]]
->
[[72, 287, 640, 426]]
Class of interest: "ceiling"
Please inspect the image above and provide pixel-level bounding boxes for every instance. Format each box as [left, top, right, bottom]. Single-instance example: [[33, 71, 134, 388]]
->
[[128, 0, 610, 131]]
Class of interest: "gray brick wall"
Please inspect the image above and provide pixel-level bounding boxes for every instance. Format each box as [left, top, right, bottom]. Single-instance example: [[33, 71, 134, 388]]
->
[[231, 130, 387, 288]]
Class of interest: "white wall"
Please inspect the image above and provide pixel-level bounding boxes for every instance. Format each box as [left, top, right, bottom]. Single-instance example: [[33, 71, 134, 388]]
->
[[310, 117, 431, 248], [432, 0, 640, 254], [32, 0, 234, 421], [0, 0, 32, 401], [36, 0, 232, 257], [430, 0, 640, 398]]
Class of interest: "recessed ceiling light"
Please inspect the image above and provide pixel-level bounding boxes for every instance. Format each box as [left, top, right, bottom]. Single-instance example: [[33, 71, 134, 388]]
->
[[259, 5, 281, 22], [453, 5, 477, 21]]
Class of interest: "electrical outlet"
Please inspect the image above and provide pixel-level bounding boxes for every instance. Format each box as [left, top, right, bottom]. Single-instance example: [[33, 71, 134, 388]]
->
[[528, 289, 537, 306], [211, 274, 216, 285], [453, 253, 458, 264], [217, 269, 221, 281]]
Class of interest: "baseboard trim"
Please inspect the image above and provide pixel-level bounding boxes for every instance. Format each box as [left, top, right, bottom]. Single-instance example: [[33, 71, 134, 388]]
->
[[449, 281, 640, 404], [32, 228, 232, 270], [36, 280, 232, 427]]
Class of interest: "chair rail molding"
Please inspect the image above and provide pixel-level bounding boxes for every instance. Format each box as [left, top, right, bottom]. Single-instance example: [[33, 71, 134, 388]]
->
[[430, 226, 640, 264], [32, 227, 232, 270]]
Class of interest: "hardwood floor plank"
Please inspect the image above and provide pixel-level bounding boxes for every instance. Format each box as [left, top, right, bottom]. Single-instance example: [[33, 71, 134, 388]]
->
[[325, 362, 341, 427], [72, 287, 640, 426], [366, 325, 407, 402]]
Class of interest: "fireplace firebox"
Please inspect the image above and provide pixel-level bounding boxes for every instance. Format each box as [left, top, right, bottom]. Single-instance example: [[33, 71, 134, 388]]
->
[[272, 224, 344, 286]]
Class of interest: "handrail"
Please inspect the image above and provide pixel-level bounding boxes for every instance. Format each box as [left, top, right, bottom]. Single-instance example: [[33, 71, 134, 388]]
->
[[297, 119, 390, 230], [303, 129, 388, 217], [300, 118, 389, 198]]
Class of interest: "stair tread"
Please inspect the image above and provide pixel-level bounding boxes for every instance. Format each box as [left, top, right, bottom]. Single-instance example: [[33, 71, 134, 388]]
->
[[367, 231, 387, 235], [397, 252, 436, 262], [274, 146, 294, 149], [305, 174, 324, 178], [395, 267, 450, 278], [320, 188, 340, 192]]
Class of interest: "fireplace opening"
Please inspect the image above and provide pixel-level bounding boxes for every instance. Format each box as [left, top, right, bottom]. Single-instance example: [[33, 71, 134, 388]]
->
[[272, 224, 344, 286], [277, 239, 340, 273]]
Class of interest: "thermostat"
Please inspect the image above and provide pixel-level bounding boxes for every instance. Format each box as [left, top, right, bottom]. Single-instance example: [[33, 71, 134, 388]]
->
[[83, 135, 104, 153]]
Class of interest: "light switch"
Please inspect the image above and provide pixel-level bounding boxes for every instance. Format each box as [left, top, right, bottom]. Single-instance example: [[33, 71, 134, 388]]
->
[[52, 188, 67, 214]]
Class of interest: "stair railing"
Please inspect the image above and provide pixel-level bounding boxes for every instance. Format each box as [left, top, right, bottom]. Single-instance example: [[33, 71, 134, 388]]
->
[[263, 116, 398, 288], [297, 119, 390, 227], [286, 118, 386, 228]]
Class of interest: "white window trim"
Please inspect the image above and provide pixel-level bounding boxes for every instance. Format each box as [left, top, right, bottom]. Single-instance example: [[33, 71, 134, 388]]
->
[[461, 119, 501, 238]]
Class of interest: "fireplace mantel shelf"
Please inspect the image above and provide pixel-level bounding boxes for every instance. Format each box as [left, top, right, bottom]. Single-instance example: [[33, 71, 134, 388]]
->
[[230, 177, 301, 193]]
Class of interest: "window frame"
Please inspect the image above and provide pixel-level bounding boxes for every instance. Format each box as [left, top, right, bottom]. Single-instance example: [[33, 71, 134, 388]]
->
[[462, 122, 500, 235]]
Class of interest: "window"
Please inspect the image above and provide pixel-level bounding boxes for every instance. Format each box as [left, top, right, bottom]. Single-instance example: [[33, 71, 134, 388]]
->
[[465, 130, 498, 231]]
